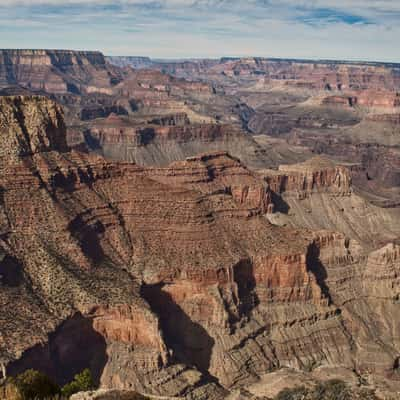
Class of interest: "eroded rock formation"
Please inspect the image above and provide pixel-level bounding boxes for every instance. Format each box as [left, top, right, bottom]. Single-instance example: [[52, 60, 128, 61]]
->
[[0, 49, 122, 95], [259, 156, 352, 202], [1, 96, 399, 399]]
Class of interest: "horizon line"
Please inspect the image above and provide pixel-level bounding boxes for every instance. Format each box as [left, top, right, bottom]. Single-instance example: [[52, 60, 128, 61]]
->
[[1, 48, 400, 65]]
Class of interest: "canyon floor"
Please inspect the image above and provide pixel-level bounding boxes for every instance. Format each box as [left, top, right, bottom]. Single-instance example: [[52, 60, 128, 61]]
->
[[0, 51, 399, 399]]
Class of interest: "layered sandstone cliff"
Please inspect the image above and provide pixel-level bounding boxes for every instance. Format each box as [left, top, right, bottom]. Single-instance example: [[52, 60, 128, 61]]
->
[[1, 97, 399, 399], [0, 49, 122, 94], [260, 157, 400, 246], [322, 90, 400, 109], [83, 116, 275, 169], [258, 156, 352, 205], [137, 57, 400, 92]]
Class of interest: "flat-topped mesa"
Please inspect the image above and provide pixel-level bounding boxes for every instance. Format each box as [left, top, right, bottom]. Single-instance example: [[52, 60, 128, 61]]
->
[[366, 113, 400, 124], [211, 58, 400, 90], [321, 91, 400, 109], [0, 96, 68, 161], [86, 122, 241, 147], [148, 112, 190, 126], [321, 95, 358, 107], [259, 156, 352, 202], [0, 49, 120, 94], [356, 90, 400, 108], [114, 68, 214, 99], [0, 49, 107, 67]]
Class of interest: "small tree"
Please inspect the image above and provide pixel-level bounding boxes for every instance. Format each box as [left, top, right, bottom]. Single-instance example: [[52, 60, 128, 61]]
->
[[312, 379, 350, 400], [10, 369, 60, 399], [276, 386, 308, 400], [61, 369, 94, 398]]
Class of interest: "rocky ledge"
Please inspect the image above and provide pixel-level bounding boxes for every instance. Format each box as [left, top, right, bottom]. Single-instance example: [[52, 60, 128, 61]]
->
[[258, 156, 352, 207], [0, 96, 399, 399]]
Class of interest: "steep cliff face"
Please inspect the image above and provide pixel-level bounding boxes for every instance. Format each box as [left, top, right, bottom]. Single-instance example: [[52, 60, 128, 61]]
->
[[322, 91, 400, 109], [210, 58, 400, 91], [366, 113, 400, 124], [0, 96, 68, 160], [0, 50, 122, 94], [83, 118, 276, 169], [140, 57, 400, 92], [356, 90, 400, 108], [1, 97, 400, 399], [259, 156, 352, 201], [146, 151, 273, 214], [262, 157, 400, 246]]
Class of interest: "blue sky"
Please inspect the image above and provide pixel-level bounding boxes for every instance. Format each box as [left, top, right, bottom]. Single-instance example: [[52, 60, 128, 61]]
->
[[0, 0, 399, 62]]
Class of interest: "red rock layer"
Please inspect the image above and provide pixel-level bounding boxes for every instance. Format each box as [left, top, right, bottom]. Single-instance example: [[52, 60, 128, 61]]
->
[[0, 50, 122, 95], [258, 157, 352, 207], [356, 90, 400, 108], [0, 96, 68, 160], [322, 90, 400, 109], [146, 151, 273, 214], [209, 58, 400, 91], [366, 113, 400, 123], [1, 96, 399, 398], [87, 123, 243, 146], [114, 69, 213, 100]]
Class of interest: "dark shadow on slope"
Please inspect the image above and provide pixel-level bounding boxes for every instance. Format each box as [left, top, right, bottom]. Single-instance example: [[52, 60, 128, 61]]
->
[[137, 127, 156, 145], [83, 130, 102, 151], [77, 166, 95, 188], [66, 83, 80, 95], [67, 216, 105, 264], [270, 191, 290, 214], [50, 168, 78, 193], [7, 313, 108, 386], [141, 283, 215, 377], [0, 186, 4, 205], [306, 242, 332, 304], [0, 254, 23, 287], [233, 259, 259, 316]]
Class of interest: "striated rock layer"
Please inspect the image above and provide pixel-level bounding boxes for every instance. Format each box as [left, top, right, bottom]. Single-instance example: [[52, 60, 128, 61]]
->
[[259, 156, 352, 201], [0, 49, 122, 95], [81, 114, 280, 170], [0, 97, 399, 399]]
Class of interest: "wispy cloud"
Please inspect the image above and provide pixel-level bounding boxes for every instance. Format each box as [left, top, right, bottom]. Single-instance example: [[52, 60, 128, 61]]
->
[[0, 0, 399, 61]]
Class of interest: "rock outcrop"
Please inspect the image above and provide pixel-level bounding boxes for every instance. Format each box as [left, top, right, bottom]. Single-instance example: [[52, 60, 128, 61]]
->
[[1, 97, 400, 399], [83, 119, 275, 169], [0, 49, 122, 94], [259, 156, 352, 202], [131, 56, 400, 91], [0, 96, 68, 160], [366, 113, 400, 124], [70, 390, 154, 400]]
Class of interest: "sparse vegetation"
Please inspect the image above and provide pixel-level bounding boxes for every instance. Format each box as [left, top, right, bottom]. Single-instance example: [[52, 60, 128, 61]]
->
[[274, 379, 379, 400], [8, 369, 60, 400], [61, 369, 94, 398], [0, 368, 95, 400], [276, 386, 309, 400]]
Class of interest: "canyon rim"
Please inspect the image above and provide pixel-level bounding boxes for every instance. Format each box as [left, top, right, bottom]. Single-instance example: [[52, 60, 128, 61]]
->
[[0, 1, 400, 399]]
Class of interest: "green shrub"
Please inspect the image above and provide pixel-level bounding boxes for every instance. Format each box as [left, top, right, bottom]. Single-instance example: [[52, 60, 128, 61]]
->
[[276, 386, 308, 400], [311, 379, 350, 400], [61, 369, 94, 398], [274, 379, 366, 400], [10, 369, 60, 400]]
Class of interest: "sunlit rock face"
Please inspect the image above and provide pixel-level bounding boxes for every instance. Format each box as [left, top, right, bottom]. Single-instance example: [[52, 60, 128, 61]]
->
[[0, 49, 121, 94], [0, 88, 400, 398]]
